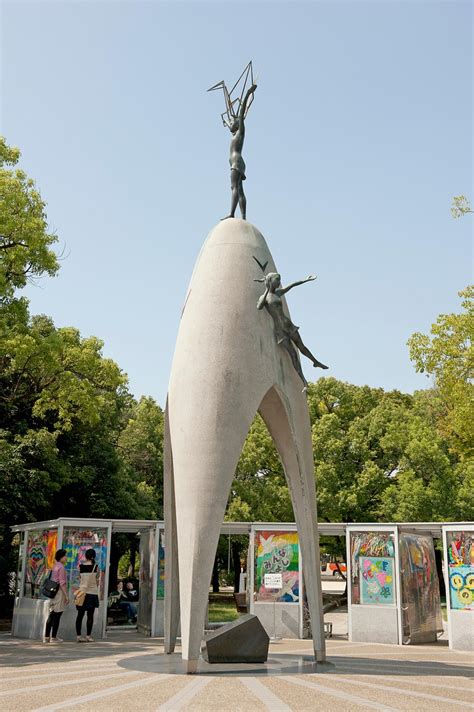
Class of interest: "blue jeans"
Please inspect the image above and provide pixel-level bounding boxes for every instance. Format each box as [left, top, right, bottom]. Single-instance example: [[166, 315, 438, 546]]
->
[[119, 601, 137, 619]]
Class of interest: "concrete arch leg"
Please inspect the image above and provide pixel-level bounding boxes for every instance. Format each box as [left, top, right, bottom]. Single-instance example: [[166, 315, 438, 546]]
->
[[166, 391, 263, 672], [258, 386, 326, 661], [163, 401, 180, 654]]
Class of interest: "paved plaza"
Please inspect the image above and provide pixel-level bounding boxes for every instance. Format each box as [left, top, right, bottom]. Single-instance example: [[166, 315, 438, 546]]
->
[[1, 629, 472, 712]]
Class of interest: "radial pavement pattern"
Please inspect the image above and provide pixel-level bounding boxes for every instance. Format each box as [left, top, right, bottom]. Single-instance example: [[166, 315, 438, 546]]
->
[[1, 633, 473, 711]]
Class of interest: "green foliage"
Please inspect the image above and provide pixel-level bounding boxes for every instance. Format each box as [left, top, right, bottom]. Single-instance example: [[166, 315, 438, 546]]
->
[[226, 377, 467, 531], [118, 396, 164, 518], [408, 286, 473, 457], [308, 378, 450, 523], [0, 307, 131, 524], [0, 139, 163, 606], [227, 414, 292, 522], [1, 313, 127, 434], [0, 300, 165, 607], [451, 195, 473, 218], [0, 137, 59, 300], [0, 136, 164, 547]]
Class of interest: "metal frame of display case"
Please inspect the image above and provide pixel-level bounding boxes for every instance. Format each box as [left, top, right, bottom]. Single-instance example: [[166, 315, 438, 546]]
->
[[151, 521, 165, 637]]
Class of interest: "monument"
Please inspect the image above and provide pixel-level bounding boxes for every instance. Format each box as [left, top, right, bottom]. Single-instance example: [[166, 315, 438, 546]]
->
[[164, 63, 327, 672]]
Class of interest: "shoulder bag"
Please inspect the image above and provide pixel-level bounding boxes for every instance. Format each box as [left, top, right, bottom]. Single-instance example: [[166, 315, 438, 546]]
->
[[74, 588, 86, 606], [41, 572, 60, 599]]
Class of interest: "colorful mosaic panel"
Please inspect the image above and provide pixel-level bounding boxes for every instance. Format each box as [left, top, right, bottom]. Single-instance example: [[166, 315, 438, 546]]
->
[[255, 531, 299, 603], [62, 528, 108, 600], [25, 529, 58, 598], [350, 531, 395, 605], [447, 531, 474, 611]]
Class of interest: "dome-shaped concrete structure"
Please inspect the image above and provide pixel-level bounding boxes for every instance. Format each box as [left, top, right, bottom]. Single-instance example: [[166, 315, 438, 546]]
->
[[164, 219, 326, 671]]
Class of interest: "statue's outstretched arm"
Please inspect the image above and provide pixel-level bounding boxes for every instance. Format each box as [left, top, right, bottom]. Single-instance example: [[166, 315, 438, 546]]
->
[[239, 83, 257, 124], [278, 275, 317, 296]]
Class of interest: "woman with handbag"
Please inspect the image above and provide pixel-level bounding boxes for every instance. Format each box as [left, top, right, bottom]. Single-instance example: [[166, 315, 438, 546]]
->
[[43, 549, 69, 643], [75, 548, 100, 642]]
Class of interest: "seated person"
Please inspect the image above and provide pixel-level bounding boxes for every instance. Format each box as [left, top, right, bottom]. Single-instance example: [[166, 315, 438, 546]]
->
[[109, 580, 137, 624], [125, 581, 139, 602]]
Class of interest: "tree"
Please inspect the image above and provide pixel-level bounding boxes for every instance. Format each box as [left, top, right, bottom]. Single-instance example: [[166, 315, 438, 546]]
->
[[0, 135, 166, 613], [0, 137, 59, 301], [227, 414, 292, 522], [408, 286, 473, 458], [117, 396, 164, 519], [0, 308, 169, 609], [309, 378, 406, 524], [0, 311, 131, 599], [378, 400, 459, 521], [225, 377, 465, 560]]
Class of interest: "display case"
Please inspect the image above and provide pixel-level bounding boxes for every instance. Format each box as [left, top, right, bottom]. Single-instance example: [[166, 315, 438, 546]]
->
[[10, 518, 160, 641], [250, 525, 303, 638], [347, 525, 442, 645], [347, 526, 399, 644]]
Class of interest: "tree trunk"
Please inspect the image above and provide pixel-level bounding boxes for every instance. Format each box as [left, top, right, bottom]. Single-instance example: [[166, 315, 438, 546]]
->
[[0, 526, 14, 619], [211, 557, 219, 593], [108, 541, 122, 593], [231, 541, 241, 592], [435, 547, 446, 597], [128, 537, 137, 578]]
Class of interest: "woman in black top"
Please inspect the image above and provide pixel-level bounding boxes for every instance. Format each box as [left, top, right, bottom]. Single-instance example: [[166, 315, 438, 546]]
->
[[75, 548, 100, 642]]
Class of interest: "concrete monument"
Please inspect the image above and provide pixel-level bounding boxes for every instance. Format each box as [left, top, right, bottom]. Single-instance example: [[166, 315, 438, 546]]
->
[[164, 65, 326, 673]]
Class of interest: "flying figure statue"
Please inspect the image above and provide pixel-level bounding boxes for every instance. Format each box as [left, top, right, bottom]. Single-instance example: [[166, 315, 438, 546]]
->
[[255, 271, 328, 389], [208, 62, 257, 220]]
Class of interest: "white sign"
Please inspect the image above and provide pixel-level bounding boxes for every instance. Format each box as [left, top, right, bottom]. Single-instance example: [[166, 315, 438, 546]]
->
[[264, 573, 283, 589]]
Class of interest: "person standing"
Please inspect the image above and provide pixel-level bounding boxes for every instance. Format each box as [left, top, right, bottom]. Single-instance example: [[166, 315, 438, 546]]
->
[[44, 549, 69, 643], [75, 548, 99, 642]]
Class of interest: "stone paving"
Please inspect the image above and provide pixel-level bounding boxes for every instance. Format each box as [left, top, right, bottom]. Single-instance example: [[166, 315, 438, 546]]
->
[[1, 630, 473, 711]]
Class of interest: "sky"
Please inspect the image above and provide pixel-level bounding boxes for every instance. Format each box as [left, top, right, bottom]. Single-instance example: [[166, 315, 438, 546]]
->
[[1, 0, 472, 406]]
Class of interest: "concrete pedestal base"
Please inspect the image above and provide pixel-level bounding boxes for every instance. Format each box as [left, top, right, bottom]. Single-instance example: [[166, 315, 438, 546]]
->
[[202, 614, 269, 663], [253, 602, 300, 639], [449, 609, 474, 651], [350, 604, 399, 645], [11, 597, 106, 641]]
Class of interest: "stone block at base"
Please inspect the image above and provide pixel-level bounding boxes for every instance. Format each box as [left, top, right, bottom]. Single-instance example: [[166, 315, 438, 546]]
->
[[202, 613, 269, 663]]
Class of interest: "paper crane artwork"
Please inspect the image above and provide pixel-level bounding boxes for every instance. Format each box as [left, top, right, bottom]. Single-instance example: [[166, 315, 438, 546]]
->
[[207, 61, 256, 129]]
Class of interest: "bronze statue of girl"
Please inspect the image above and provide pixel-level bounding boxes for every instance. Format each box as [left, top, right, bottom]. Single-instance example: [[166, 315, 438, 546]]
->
[[222, 83, 257, 220], [255, 272, 328, 388]]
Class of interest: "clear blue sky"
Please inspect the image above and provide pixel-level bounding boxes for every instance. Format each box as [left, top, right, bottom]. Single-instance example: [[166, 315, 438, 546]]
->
[[2, 1, 472, 406]]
